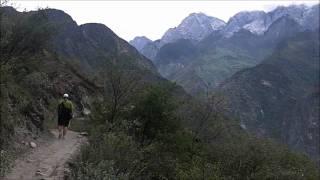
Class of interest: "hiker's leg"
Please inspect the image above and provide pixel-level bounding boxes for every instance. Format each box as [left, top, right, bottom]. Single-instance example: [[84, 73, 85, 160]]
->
[[63, 126, 68, 138], [58, 125, 63, 139]]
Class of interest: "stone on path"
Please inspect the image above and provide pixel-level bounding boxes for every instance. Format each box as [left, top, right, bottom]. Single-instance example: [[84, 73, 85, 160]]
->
[[30, 142, 37, 148]]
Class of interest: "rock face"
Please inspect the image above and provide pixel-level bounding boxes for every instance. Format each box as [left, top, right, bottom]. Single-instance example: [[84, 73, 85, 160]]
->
[[131, 4, 319, 62], [160, 13, 226, 45], [129, 36, 152, 51], [155, 15, 308, 95], [222, 10, 268, 37], [223, 4, 319, 37], [139, 40, 160, 62], [301, 4, 320, 30], [219, 31, 320, 161], [130, 4, 319, 95]]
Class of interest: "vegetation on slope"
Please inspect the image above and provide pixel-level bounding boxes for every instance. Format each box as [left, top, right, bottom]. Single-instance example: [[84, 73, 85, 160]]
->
[[220, 30, 320, 162], [0, 6, 318, 179], [154, 16, 309, 95], [69, 84, 319, 179], [0, 7, 100, 176]]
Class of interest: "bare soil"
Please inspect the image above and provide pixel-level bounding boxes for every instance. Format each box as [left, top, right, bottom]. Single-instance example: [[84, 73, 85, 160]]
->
[[4, 129, 87, 180]]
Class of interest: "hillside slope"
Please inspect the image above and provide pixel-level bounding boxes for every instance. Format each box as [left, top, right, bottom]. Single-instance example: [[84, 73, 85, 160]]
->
[[1, 6, 319, 179], [47, 9, 157, 74], [219, 31, 320, 161], [156, 16, 309, 95], [0, 6, 177, 176], [131, 4, 319, 95], [0, 6, 100, 148]]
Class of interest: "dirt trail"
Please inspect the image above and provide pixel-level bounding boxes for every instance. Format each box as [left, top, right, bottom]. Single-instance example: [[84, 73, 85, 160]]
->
[[4, 130, 87, 180]]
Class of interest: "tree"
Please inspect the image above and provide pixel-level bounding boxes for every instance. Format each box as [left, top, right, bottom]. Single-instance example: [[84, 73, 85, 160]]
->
[[131, 86, 180, 144], [100, 59, 141, 127], [0, 7, 55, 66]]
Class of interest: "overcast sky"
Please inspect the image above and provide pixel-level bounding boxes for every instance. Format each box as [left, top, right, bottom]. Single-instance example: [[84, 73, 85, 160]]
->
[[11, 1, 319, 41]]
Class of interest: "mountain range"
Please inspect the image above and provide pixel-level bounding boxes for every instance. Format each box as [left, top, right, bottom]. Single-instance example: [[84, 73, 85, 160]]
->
[[220, 31, 319, 161], [130, 4, 319, 94], [131, 4, 318, 51], [1, 4, 319, 178], [130, 4, 320, 161]]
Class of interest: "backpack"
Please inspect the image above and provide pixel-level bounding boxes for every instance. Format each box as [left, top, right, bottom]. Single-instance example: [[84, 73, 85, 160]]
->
[[58, 100, 73, 120]]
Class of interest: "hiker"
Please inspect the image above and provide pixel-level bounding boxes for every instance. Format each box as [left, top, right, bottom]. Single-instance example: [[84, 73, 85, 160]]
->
[[57, 93, 74, 139]]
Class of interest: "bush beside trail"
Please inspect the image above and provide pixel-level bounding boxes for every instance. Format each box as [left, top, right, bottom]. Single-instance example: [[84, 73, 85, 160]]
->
[[69, 86, 319, 179]]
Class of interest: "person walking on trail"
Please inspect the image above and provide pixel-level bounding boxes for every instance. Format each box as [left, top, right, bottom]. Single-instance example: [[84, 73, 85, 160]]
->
[[57, 93, 74, 139]]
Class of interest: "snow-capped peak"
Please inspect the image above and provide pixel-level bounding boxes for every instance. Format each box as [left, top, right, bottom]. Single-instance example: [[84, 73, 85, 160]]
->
[[222, 10, 267, 37], [160, 12, 226, 45], [222, 4, 319, 37]]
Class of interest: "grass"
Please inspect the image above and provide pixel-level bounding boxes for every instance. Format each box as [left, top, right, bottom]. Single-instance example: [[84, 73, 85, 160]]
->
[[69, 117, 91, 132]]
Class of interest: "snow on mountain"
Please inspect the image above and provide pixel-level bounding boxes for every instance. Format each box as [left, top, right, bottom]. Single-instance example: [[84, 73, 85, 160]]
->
[[223, 4, 319, 37], [223, 11, 267, 37], [267, 4, 319, 31], [269, 4, 307, 24], [129, 36, 152, 51], [243, 19, 269, 35], [160, 13, 226, 45], [131, 4, 319, 58], [300, 4, 319, 30]]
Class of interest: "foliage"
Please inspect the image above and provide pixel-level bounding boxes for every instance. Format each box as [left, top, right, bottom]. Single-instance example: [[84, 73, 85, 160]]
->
[[131, 86, 180, 144], [70, 132, 140, 179], [70, 83, 320, 179], [1, 6, 318, 180], [1, 8, 55, 65], [0, 7, 57, 177], [0, 150, 14, 176]]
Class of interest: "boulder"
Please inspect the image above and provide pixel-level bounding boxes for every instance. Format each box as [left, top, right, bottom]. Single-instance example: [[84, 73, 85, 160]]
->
[[30, 142, 37, 148]]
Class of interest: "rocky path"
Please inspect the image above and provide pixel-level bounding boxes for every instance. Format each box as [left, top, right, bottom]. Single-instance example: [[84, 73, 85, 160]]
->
[[4, 130, 87, 180]]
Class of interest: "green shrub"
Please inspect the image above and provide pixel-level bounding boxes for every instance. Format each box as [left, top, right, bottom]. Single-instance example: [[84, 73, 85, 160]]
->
[[131, 86, 180, 144], [70, 86, 319, 179], [0, 150, 14, 177], [70, 132, 141, 179]]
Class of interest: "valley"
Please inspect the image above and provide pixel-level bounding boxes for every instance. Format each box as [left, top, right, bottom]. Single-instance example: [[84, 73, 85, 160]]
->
[[1, 3, 319, 179]]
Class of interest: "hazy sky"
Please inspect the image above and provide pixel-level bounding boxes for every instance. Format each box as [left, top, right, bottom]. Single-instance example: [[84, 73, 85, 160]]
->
[[11, 1, 319, 41]]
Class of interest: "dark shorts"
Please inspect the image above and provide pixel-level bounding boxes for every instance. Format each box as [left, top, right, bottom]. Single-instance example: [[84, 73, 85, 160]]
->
[[58, 118, 71, 127]]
